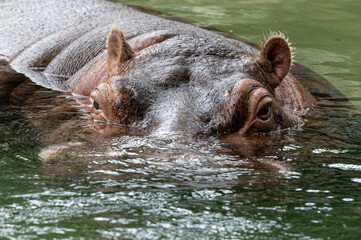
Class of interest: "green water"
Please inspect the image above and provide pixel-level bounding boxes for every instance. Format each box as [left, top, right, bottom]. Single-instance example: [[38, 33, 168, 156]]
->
[[1, 0, 361, 239]]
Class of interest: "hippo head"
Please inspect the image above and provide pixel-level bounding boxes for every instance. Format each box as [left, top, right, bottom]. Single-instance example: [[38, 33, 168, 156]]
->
[[89, 27, 303, 137]]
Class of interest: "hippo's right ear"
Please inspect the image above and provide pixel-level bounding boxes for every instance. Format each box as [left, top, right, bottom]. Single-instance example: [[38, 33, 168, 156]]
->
[[256, 35, 293, 89], [107, 26, 134, 76]]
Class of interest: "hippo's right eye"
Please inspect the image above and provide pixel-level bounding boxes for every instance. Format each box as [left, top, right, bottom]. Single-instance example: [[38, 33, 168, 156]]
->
[[93, 100, 100, 110]]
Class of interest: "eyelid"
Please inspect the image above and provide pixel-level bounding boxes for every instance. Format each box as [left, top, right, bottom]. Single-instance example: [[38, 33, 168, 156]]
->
[[256, 96, 273, 115]]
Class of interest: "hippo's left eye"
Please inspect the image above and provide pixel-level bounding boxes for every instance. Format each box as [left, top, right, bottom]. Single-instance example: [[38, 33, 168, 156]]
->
[[256, 97, 273, 121], [257, 105, 271, 120], [251, 95, 274, 133], [93, 100, 100, 110]]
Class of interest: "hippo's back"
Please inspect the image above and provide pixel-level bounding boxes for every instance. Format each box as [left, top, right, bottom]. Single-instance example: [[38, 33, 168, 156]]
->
[[0, 1, 112, 90], [1, 0, 247, 92], [0, 0, 125, 61]]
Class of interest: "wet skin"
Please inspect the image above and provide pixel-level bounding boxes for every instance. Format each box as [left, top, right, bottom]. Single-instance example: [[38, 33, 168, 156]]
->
[[84, 28, 315, 138], [1, 0, 316, 141]]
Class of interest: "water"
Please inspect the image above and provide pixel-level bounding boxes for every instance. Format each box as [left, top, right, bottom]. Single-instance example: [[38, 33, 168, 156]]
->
[[1, 0, 361, 239]]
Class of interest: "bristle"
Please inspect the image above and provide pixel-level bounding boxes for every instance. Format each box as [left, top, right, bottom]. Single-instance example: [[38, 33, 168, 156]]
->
[[262, 31, 296, 66], [106, 22, 124, 49]]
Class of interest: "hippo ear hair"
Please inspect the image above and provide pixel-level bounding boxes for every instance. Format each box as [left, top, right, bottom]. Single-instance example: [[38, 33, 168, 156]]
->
[[106, 25, 134, 76], [256, 33, 294, 89]]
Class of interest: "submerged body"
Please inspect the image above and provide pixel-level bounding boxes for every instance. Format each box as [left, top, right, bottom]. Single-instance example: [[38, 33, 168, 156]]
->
[[0, 0, 315, 138]]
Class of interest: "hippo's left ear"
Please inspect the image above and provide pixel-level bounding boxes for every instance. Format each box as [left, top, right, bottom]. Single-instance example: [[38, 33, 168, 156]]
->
[[107, 26, 134, 76], [256, 36, 292, 89]]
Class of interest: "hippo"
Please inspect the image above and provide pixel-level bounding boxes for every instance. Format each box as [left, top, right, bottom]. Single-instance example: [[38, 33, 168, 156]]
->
[[0, 0, 316, 140]]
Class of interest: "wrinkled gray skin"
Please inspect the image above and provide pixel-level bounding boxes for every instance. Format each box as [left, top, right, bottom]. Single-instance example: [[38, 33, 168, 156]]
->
[[0, 0, 315, 138]]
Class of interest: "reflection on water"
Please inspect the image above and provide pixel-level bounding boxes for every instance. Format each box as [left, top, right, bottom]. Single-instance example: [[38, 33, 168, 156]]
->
[[1, 0, 361, 239]]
